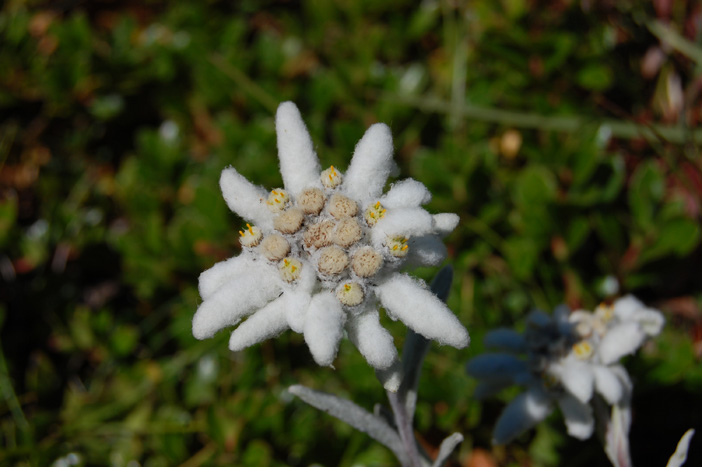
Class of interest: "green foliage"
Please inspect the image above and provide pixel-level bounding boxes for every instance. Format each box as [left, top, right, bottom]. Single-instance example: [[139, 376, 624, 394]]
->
[[1, 1, 701, 465]]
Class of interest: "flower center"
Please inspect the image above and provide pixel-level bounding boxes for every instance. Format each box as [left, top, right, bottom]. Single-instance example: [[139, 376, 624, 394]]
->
[[364, 201, 386, 226], [572, 340, 594, 360], [336, 282, 364, 306], [267, 189, 290, 212], [321, 165, 342, 188], [387, 236, 409, 257], [238, 223, 262, 247], [279, 257, 302, 282]]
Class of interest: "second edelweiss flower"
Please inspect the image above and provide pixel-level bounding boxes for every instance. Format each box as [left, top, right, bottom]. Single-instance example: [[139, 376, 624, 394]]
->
[[193, 102, 468, 388], [466, 296, 663, 444]]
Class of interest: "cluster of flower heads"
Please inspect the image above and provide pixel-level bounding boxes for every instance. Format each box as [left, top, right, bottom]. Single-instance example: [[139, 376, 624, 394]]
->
[[467, 296, 664, 444], [193, 102, 469, 389]]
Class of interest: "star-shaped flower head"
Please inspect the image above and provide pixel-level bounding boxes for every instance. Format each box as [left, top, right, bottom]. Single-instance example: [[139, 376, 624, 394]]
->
[[466, 296, 663, 444], [193, 102, 468, 389]]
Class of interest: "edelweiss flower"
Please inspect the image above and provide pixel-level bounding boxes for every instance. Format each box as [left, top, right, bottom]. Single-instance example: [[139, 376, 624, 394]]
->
[[466, 296, 663, 444], [193, 102, 468, 388]]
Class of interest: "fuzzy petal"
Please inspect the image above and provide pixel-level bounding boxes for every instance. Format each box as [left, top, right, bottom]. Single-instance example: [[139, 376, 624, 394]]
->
[[635, 308, 665, 336], [199, 254, 253, 300], [493, 388, 553, 444], [376, 274, 469, 348], [282, 261, 315, 333], [283, 289, 312, 333], [557, 359, 594, 403], [432, 213, 460, 236], [275, 102, 321, 195], [599, 322, 646, 365], [229, 296, 288, 351], [219, 168, 273, 229], [466, 354, 529, 381], [483, 329, 527, 352], [405, 236, 447, 267], [344, 123, 395, 201], [613, 295, 645, 321], [557, 394, 594, 440], [593, 365, 625, 404], [371, 208, 435, 249], [303, 292, 346, 366], [193, 271, 282, 339], [380, 178, 431, 208], [346, 310, 398, 370]]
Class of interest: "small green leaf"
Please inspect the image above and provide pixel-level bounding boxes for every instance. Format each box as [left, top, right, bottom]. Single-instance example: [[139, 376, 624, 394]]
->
[[577, 63, 613, 91]]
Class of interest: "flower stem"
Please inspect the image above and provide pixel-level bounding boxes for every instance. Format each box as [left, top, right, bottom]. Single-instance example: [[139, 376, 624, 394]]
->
[[387, 389, 422, 467]]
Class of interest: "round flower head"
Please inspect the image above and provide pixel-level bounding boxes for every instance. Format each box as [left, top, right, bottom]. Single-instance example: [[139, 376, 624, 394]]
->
[[192, 102, 468, 391], [467, 297, 663, 444]]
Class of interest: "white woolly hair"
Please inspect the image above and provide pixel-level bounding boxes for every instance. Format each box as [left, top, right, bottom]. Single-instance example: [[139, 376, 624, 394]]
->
[[219, 167, 273, 230], [376, 273, 469, 348], [192, 269, 281, 339], [303, 292, 346, 366], [343, 123, 395, 202], [405, 236, 447, 267], [380, 178, 431, 209], [275, 102, 322, 195], [346, 309, 398, 370], [556, 395, 594, 440], [555, 359, 594, 403], [432, 213, 460, 236], [229, 296, 289, 351], [371, 208, 434, 250], [598, 322, 646, 365]]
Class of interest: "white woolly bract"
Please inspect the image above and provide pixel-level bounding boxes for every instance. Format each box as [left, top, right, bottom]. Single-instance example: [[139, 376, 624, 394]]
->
[[406, 236, 447, 267], [380, 178, 431, 208], [343, 123, 395, 202], [592, 365, 625, 404], [599, 322, 646, 365], [493, 388, 552, 445], [275, 102, 321, 195], [466, 354, 528, 381], [219, 168, 272, 229], [198, 254, 253, 300], [303, 292, 346, 366], [282, 289, 312, 333], [556, 359, 594, 403], [612, 294, 645, 320], [346, 309, 398, 370], [192, 270, 281, 339], [375, 359, 403, 393], [432, 213, 460, 236], [483, 328, 527, 352], [557, 394, 594, 440], [376, 274, 469, 348], [229, 297, 288, 351], [635, 308, 665, 336], [372, 208, 434, 240]]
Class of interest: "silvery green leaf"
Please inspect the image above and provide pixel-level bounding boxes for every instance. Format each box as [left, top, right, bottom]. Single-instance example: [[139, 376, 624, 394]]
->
[[666, 429, 695, 467], [400, 266, 453, 416], [288, 384, 407, 464], [431, 433, 464, 467]]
